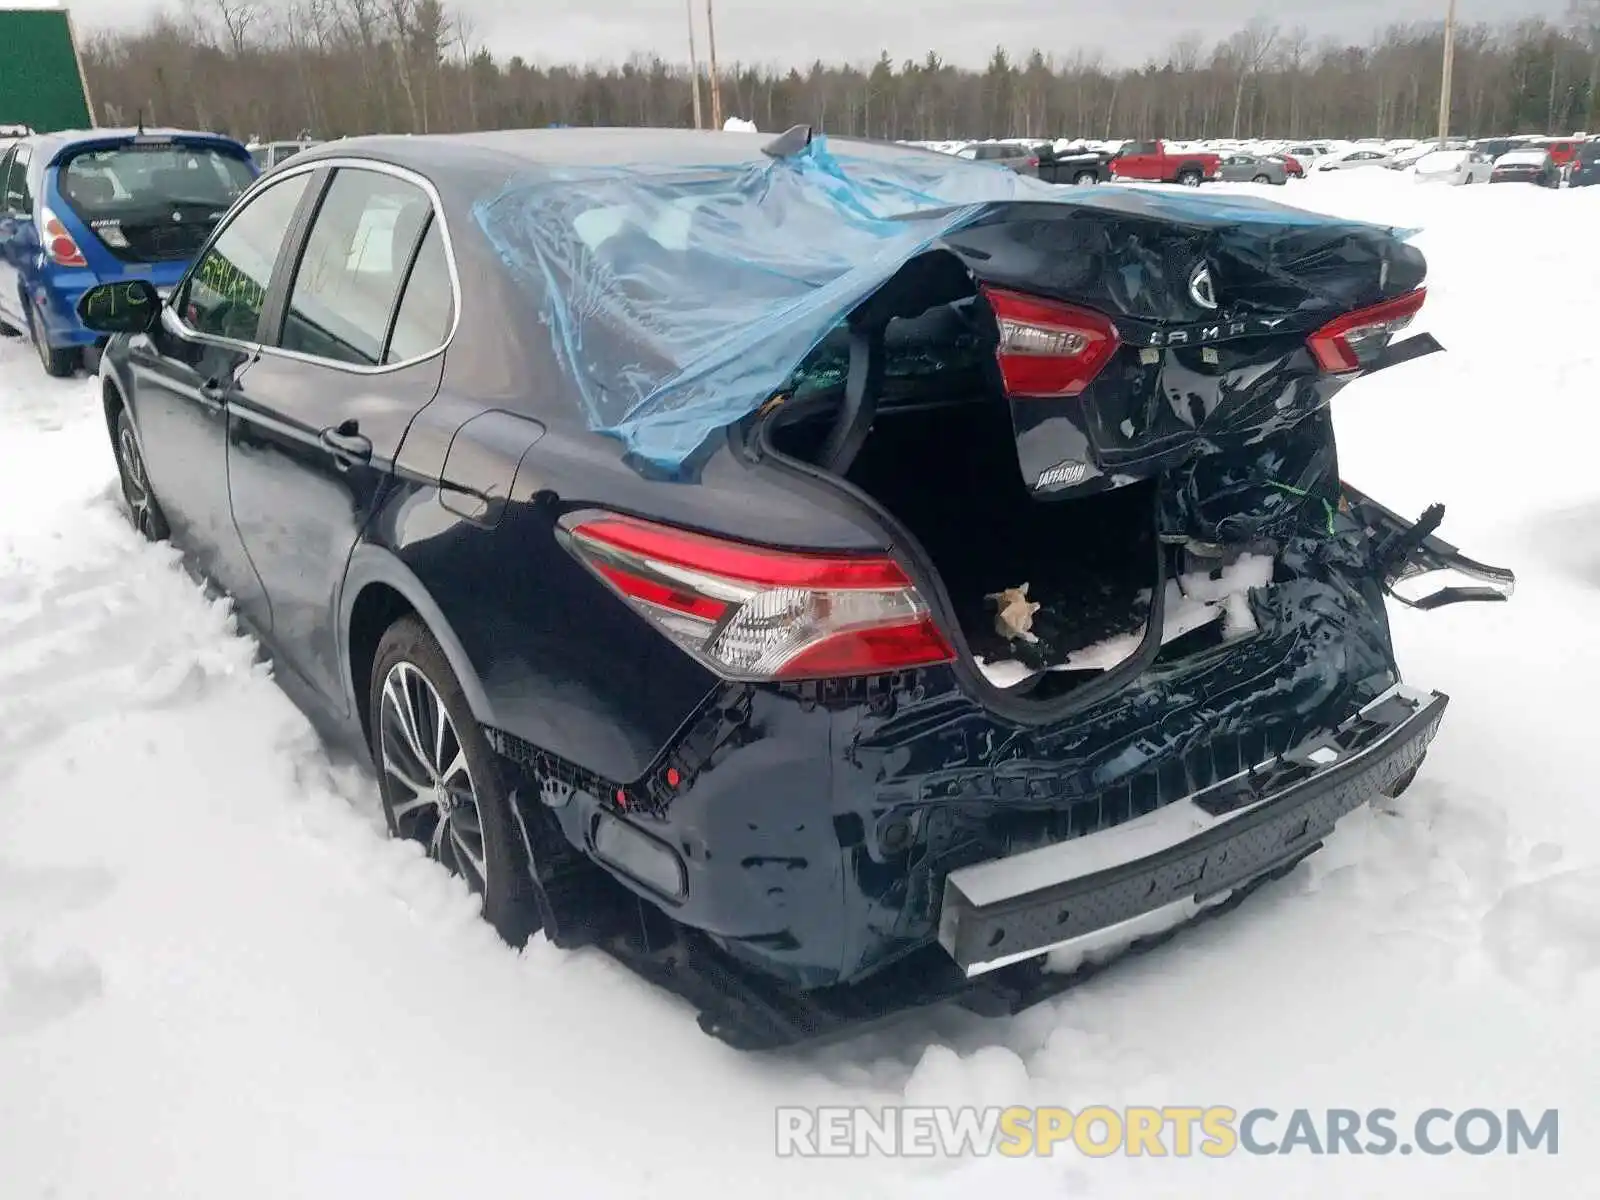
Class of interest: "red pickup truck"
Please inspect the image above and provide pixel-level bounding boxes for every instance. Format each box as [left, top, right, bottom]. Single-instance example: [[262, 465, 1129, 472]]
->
[[1110, 140, 1222, 186]]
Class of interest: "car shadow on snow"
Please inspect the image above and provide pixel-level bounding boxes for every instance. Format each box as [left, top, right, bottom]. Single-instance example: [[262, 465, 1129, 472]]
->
[[1510, 499, 1600, 589]]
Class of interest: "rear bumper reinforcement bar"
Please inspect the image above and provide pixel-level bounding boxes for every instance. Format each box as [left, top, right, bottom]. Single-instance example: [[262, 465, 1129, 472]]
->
[[938, 682, 1446, 976]]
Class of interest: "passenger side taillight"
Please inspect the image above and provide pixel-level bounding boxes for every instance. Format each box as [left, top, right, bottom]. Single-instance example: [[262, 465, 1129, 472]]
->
[[560, 512, 955, 681], [1307, 287, 1427, 373], [981, 285, 1121, 397], [40, 207, 87, 268]]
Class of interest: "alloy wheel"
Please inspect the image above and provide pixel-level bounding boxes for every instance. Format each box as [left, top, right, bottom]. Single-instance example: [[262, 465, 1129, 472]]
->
[[117, 423, 156, 537], [378, 660, 490, 891]]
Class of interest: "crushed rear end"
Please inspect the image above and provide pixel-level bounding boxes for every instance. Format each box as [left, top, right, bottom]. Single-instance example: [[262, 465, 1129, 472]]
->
[[477, 133, 1515, 1046]]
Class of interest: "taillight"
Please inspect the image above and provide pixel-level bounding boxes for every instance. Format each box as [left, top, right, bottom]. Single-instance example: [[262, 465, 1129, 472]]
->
[[1027, 156, 1040, 167], [40, 207, 87, 267], [560, 512, 955, 681], [1307, 288, 1427, 373], [981, 285, 1120, 397]]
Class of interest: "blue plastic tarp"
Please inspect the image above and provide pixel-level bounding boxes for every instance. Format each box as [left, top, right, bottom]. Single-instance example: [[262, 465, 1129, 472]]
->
[[472, 135, 1407, 474]]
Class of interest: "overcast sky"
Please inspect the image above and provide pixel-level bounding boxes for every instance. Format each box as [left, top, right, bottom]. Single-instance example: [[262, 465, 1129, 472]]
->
[[37, 0, 1572, 69]]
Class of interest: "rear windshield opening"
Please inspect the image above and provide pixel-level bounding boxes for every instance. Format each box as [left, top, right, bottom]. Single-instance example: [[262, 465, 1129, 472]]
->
[[60, 143, 254, 262]]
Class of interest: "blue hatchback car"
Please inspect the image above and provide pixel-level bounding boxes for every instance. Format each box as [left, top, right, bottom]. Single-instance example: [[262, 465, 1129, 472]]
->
[[0, 128, 257, 376]]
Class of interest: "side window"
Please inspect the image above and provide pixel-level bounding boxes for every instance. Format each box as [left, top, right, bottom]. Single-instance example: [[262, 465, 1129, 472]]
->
[[6, 145, 32, 212], [0, 148, 15, 210], [278, 168, 433, 367], [181, 172, 310, 341], [385, 217, 454, 364]]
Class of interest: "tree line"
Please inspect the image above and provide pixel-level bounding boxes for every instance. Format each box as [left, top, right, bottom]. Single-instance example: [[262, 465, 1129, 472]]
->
[[77, 0, 1600, 144]]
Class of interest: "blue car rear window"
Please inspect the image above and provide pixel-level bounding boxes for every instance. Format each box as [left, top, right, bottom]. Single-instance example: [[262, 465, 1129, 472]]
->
[[58, 143, 253, 219]]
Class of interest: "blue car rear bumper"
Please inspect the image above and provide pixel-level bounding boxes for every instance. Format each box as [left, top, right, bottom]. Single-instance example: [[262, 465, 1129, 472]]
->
[[31, 264, 186, 348]]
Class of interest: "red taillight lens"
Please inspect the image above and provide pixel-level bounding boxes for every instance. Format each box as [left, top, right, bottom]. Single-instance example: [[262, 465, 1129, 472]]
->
[[1027, 156, 1040, 167], [1306, 287, 1427, 373], [981, 285, 1120, 398], [561, 513, 956, 681], [40, 208, 87, 268]]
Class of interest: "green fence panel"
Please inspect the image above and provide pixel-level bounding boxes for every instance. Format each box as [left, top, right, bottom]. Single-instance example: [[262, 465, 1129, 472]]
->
[[0, 7, 93, 133]]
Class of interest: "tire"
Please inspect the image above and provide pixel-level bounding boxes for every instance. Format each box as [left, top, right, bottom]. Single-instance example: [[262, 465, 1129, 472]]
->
[[1074, 171, 1099, 186], [113, 407, 171, 541], [27, 305, 80, 378], [368, 615, 538, 946], [1252, 173, 1271, 185], [1176, 168, 1203, 187]]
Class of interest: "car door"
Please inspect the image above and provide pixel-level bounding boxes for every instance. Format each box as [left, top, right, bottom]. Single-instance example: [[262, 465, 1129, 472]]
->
[[225, 163, 455, 713], [124, 168, 315, 610], [1113, 141, 1159, 181]]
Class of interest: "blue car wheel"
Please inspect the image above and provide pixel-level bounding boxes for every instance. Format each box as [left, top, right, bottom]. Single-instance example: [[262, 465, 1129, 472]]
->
[[26, 304, 80, 378]]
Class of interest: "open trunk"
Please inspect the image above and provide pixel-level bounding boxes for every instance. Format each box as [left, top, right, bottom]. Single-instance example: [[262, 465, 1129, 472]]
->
[[756, 202, 1467, 702], [765, 372, 1168, 697]]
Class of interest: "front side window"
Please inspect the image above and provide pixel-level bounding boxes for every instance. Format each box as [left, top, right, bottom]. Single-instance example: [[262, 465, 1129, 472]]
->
[[278, 167, 434, 366], [181, 172, 311, 341]]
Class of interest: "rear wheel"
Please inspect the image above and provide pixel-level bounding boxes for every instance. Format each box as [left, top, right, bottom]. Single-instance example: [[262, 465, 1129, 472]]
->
[[369, 616, 537, 946], [1074, 171, 1099, 186], [27, 306, 80, 378], [1252, 173, 1271, 185], [1176, 168, 1203, 187], [113, 408, 170, 541]]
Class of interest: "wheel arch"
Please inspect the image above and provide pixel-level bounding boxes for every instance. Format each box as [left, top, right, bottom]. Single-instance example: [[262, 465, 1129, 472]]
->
[[341, 543, 498, 748]]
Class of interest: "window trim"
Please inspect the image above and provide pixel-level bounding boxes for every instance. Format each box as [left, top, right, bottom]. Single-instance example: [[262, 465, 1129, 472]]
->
[[163, 155, 462, 376]]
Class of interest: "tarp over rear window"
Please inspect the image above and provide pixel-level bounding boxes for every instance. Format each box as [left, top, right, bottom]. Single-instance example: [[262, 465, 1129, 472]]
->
[[472, 135, 1408, 474]]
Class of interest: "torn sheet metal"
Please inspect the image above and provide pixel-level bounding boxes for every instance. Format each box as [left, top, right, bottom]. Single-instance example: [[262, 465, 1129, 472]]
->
[[472, 135, 1414, 474]]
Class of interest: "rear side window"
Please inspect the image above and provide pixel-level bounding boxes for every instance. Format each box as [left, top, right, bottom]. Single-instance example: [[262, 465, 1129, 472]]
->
[[278, 168, 434, 367], [182, 172, 311, 341], [384, 217, 454, 364], [0, 147, 15, 210], [5, 144, 32, 212]]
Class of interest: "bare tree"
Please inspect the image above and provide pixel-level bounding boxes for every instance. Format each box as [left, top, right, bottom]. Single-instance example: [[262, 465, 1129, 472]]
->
[[1228, 18, 1279, 137], [76, 1, 1600, 144]]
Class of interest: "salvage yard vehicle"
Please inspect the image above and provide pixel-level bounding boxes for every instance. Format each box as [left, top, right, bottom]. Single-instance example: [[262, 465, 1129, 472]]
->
[[1215, 151, 1288, 185], [1412, 148, 1495, 185], [0, 126, 257, 375], [1490, 148, 1561, 187], [1109, 139, 1221, 185], [76, 127, 1515, 1050]]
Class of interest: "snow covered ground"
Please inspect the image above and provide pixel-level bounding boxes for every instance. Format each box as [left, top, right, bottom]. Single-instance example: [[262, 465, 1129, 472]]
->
[[3, 171, 1599, 1197]]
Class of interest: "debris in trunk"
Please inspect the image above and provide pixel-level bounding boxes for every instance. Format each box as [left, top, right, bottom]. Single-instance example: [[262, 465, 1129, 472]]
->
[[975, 551, 1277, 689], [988, 583, 1041, 644]]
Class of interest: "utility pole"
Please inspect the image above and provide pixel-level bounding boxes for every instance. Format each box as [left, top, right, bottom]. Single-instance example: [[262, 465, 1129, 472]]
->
[[1438, 0, 1457, 142], [706, 0, 724, 129], [686, 0, 704, 129]]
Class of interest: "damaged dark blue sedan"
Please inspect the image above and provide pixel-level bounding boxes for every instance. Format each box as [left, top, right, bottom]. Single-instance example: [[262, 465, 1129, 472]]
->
[[76, 127, 1515, 1049]]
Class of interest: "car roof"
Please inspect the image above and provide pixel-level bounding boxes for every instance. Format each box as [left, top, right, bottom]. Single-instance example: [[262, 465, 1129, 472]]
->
[[288, 127, 951, 179], [19, 127, 248, 163]]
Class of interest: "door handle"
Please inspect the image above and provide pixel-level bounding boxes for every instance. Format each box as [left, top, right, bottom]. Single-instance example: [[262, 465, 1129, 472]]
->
[[320, 421, 373, 464]]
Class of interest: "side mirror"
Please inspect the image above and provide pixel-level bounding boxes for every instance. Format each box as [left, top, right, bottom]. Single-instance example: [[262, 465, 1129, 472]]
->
[[77, 280, 162, 335]]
